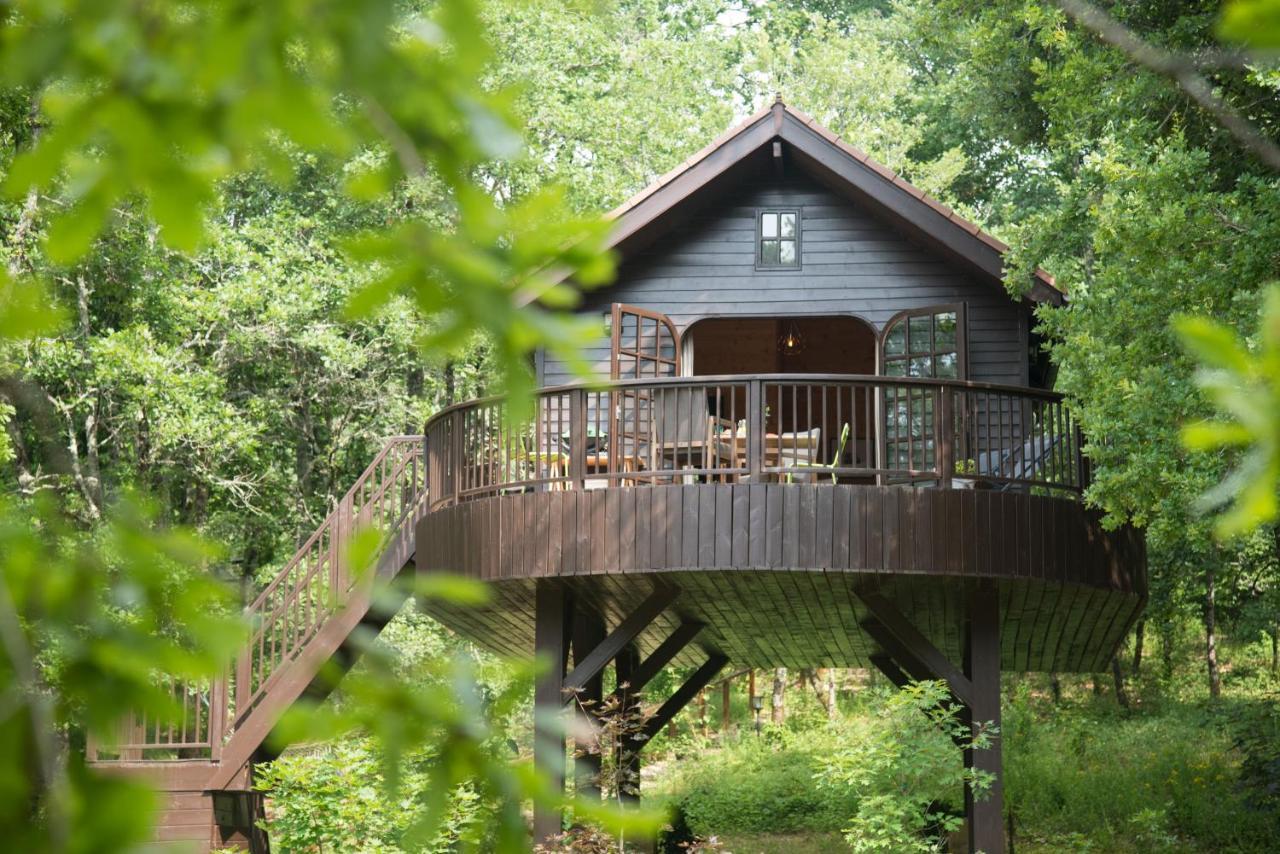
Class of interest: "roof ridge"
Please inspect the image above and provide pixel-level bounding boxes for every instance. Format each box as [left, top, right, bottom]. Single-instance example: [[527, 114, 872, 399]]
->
[[605, 105, 774, 221]]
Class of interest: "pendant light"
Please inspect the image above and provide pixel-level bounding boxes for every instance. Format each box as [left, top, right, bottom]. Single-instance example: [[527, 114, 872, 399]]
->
[[778, 320, 804, 357]]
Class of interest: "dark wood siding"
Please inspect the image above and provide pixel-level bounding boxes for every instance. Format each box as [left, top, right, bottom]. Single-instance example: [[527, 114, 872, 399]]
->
[[416, 484, 1147, 672], [540, 171, 1030, 388]]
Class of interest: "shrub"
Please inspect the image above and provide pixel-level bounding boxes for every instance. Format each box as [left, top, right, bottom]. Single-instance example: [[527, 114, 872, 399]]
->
[[255, 741, 493, 852], [1004, 695, 1275, 852], [815, 681, 977, 853], [660, 682, 974, 848], [661, 727, 859, 834]]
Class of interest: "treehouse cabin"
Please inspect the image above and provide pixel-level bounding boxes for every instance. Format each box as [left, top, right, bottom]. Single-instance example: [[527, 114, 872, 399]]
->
[[416, 102, 1146, 852], [88, 102, 1145, 854]]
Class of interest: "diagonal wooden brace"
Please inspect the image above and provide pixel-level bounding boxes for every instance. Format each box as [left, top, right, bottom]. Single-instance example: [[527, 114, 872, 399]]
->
[[867, 651, 911, 689], [562, 585, 678, 696], [627, 621, 704, 693], [856, 590, 974, 708], [640, 652, 729, 743]]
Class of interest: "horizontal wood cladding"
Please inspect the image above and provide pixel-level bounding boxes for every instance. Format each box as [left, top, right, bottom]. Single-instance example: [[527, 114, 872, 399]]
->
[[418, 484, 1142, 591], [539, 171, 1030, 388], [415, 485, 1146, 672]]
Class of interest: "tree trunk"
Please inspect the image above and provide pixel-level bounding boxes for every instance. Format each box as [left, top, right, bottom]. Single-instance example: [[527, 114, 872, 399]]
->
[[443, 360, 456, 407], [1049, 673, 1061, 704], [1110, 656, 1130, 709], [3, 395, 36, 493], [1271, 627, 1278, 677], [770, 667, 787, 725], [1091, 674, 1103, 696], [721, 679, 731, 732], [823, 668, 837, 719], [1205, 564, 1221, 700], [1160, 617, 1175, 681], [1132, 619, 1145, 678], [406, 363, 424, 434]]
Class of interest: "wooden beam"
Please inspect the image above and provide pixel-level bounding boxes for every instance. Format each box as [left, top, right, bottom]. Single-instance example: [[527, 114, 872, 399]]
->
[[627, 621, 704, 693], [867, 652, 910, 689], [614, 645, 642, 807], [533, 580, 570, 843], [856, 590, 974, 708], [641, 653, 729, 743], [965, 586, 1004, 854], [571, 607, 606, 801], [861, 619, 934, 683], [563, 585, 678, 695]]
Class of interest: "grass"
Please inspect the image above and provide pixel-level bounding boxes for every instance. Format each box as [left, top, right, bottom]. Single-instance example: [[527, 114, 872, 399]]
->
[[712, 832, 845, 853]]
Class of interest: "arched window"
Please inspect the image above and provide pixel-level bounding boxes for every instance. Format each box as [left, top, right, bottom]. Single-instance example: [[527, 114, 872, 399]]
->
[[882, 304, 966, 379], [880, 304, 967, 475]]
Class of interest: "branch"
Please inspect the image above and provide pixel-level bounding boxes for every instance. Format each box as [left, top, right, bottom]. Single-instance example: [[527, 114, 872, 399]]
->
[[1055, 0, 1280, 173], [0, 570, 69, 851]]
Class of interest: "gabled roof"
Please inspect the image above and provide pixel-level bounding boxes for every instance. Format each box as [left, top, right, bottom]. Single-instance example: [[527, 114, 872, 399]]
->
[[597, 100, 1063, 306]]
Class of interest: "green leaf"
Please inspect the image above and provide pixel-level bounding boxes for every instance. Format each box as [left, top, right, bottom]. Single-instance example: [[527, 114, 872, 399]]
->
[[147, 168, 208, 253], [1219, 0, 1280, 49], [407, 573, 491, 606], [1181, 420, 1253, 450], [1173, 316, 1253, 375], [0, 272, 66, 340]]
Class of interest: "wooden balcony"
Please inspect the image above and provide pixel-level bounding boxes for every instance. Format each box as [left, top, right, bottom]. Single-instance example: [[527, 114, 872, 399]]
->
[[425, 374, 1090, 502], [416, 375, 1145, 674]]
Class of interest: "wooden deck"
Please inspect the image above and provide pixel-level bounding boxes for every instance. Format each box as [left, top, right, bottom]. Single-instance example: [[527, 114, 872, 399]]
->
[[417, 372, 1141, 673]]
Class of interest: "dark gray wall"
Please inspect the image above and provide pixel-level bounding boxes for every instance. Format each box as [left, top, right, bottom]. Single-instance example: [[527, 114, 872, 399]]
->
[[538, 170, 1030, 388]]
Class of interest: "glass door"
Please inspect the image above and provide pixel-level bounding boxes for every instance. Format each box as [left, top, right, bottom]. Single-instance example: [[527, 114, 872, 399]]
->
[[879, 305, 966, 477]]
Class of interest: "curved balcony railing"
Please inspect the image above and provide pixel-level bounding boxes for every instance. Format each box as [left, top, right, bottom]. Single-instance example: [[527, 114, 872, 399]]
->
[[424, 374, 1087, 512]]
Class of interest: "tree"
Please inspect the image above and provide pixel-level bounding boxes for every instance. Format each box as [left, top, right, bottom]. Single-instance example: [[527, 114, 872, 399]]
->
[[0, 0, 637, 849]]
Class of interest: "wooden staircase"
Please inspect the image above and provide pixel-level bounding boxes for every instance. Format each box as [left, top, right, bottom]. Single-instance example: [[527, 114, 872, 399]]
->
[[88, 436, 428, 852]]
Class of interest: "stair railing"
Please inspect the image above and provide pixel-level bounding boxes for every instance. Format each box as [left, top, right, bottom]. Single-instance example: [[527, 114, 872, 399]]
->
[[232, 435, 426, 725], [88, 435, 427, 762]]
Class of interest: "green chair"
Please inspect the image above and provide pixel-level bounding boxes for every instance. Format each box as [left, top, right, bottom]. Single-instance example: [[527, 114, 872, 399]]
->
[[788, 423, 851, 484]]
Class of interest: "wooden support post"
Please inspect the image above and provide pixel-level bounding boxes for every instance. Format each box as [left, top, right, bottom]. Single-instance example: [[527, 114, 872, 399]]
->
[[938, 386, 954, 488], [746, 380, 764, 481], [534, 581, 570, 843], [571, 607, 605, 801], [859, 586, 1004, 850], [965, 586, 1003, 854], [614, 645, 642, 807], [570, 388, 586, 491]]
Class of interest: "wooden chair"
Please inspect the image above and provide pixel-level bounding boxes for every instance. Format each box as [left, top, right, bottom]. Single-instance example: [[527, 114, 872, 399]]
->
[[705, 416, 740, 481]]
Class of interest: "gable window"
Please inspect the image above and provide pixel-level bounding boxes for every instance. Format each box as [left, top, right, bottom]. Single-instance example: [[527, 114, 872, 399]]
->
[[757, 209, 800, 269], [882, 304, 966, 379]]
